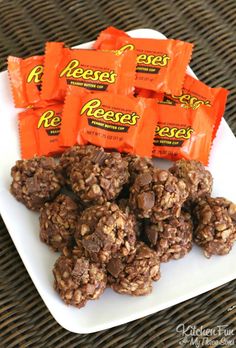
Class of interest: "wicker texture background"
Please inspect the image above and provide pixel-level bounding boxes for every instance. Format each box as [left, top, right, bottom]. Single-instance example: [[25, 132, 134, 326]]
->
[[0, 0, 236, 347]]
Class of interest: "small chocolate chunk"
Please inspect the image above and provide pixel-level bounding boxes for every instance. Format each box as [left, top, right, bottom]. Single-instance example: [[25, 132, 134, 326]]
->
[[82, 238, 101, 253], [90, 150, 110, 165], [136, 172, 153, 186], [146, 225, 158, 245], [107, 258, 123, 278], [137, 191, 155, 210]]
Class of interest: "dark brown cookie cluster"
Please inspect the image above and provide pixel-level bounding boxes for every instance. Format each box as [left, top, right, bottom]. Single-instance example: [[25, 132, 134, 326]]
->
[[129, 168, 189, 221], [193, 197, 236, 258], [39, 194, 80, 251], [169, 159, 213, 206], [144, 212, 193, 262], [9, 146, 236, 309], [60, 145, 104, 182], [70, 151, 129, 205], [75, 202, 136, 264], [10, 156, 64, 210], [53, 254, 107, 308], [107, 242, 160, 296], [123, 153, 153, 185]]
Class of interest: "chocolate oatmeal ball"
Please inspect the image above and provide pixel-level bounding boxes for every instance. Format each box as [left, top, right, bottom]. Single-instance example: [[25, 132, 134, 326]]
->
[[193, 197, 236, 258], [39, 194, 81, 251], [53, 255, 107, 308], [144, 212, 193, 262], [70, 151, 129, 205], [10, 157, 64, 210], [129, 168, 189, 222], [75, 202, 136, 264], [169, 159, 213, 201], [107, 242, 160, 296], [123, 154, 153, 184], [60, 144, 102, 181]]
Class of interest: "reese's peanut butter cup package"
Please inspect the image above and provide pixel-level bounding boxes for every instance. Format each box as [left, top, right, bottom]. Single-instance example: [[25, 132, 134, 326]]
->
[[152, 90, 228, 165], [41, 42, 137, 102], [94, 27, 193, 95], [19, 103, 63, 159], [8, 55, 44, 108], [156, 74, 229, 140], [60, 88, 157, 157], [136, 74, 229, 142]]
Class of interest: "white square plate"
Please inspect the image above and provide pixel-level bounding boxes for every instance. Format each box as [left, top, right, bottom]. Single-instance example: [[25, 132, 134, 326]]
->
[[0, 29, 236, 334]]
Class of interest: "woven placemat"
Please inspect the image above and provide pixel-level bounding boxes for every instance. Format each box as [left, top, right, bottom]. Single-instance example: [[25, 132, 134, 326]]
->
[[0, 0, 236, 347]]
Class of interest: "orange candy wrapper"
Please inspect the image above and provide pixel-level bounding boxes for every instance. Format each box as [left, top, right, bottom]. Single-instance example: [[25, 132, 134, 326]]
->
[[136, 74, 229, 142], [8, 55, 44, 108], [19, 103, 64, 159], [94, 27, 193, 95], [152, 87, 228, 165], [9, 27, 229, 165], [93, 26, 129, 50], [41, 42, 137, 102], [60, 88, 157, 157], [134, 87, 155, 98]]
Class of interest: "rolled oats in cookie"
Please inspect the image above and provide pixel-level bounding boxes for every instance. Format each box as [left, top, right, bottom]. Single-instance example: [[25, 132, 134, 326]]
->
[[39, 194, 81, 251], [70, 151, 129, 205], [10, 156, 64, 210], [62, 241, 87, 259], [129, 168, 188, 222], [193, 197, 236, 258], [144, 212, 193, 262], [107, 242, 160, 296], [75, 202, 136, 264], [211, 197, 236, 225], [117, 198, 143, 240], [53, 255, 107, 308], [60, 144, 103, 181], [169, 159, 213, 201]]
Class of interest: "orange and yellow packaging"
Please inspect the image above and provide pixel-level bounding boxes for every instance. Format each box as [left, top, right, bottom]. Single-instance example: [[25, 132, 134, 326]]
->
[[18, 103, 64, 159], [8, 55, 44, 108], [60, 88, 157, 157], [41, 42, 137, 102], [94, 27, 193, 95]]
